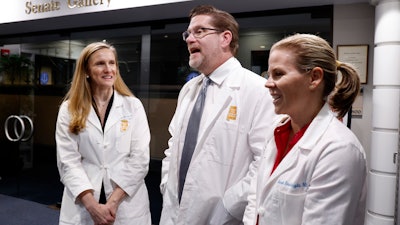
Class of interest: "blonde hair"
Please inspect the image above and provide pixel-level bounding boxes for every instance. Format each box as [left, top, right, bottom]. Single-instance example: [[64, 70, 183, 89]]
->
[[63, 42, 133, 134], [271, 33, 360, 119]]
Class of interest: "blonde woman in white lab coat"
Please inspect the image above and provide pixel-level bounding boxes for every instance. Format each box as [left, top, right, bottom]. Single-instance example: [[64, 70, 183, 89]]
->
[[56, 42, 151, 225], [243, 34, 367, 225]]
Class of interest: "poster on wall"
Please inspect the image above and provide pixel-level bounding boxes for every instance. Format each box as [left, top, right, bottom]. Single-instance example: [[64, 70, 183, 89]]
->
[[337, 45, 369, 84]]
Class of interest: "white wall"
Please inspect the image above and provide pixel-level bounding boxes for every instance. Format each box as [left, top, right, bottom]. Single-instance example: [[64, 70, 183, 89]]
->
[[333, 3, 375, 166]]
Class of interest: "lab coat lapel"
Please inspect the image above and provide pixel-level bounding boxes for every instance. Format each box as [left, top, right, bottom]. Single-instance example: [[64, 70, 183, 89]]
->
[[258, 104, 334, 204], [193, 74, 238, 159], [269, 147, 299, 182], [297, 103, 333, 150], [104, 92, 125, 133], [87, 106, 103, 133], [203, 70, 241, 132], [257, 117, 298, 202], [172, 77, 203, 182], [192, 88, 231, 161], [201, 87, 232, 136], [258, 140, 300, 204], [176, 81, 198, 132]]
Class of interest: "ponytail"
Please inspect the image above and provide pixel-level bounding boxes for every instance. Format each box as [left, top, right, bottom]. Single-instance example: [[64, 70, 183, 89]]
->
[[329, 61, 361, 119]]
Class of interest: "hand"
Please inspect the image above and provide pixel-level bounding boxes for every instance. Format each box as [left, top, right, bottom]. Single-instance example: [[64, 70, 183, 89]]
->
[[88, 203, 115, 225], [78, 190, 115, 225], [105, 186, 127, 218], [105, 200, 119, 218]]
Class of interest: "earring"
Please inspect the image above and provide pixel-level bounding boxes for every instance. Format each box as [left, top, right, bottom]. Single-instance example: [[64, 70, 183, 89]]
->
[[86, 75, 89, 79]]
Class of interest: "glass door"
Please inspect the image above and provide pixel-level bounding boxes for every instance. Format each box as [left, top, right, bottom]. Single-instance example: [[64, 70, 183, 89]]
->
[[0, 48, 33, 198], [0, 27, 149, 208], [0, 41, 67, 205]]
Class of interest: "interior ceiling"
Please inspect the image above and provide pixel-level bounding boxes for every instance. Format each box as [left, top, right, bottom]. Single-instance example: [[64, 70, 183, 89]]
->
[[0, 0, 371, 37]]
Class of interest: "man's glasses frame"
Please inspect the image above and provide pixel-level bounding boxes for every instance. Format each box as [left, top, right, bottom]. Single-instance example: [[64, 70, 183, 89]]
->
[[182, 27, 223, 41]]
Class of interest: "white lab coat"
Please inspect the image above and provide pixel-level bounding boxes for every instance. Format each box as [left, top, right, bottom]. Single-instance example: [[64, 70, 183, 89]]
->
[[56, 91, 151, 225], [160, 58, 278, 225], [243, 104, 367, 225]]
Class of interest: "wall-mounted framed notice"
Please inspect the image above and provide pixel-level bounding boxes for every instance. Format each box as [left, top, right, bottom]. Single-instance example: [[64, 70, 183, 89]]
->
[[337, 45, 369, 84]]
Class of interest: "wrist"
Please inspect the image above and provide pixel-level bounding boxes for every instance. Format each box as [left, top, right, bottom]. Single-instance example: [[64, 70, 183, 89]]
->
[[78, 190, 96, 209]]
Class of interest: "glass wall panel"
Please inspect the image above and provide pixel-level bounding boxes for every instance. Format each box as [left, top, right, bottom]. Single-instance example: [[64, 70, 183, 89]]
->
[[148, 23, 189, 159], [0, 7, 333, 224]]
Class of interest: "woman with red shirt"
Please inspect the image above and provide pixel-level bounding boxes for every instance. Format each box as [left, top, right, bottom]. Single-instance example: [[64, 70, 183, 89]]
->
[[243, 33, 367, 225]]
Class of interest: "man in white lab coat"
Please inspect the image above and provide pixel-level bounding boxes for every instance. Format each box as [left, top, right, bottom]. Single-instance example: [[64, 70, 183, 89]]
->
[[159, 5, 278, 225]]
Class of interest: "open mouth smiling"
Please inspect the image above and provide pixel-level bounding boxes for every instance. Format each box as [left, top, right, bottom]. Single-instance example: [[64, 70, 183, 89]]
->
[[189, 47, 200, 54], [102, 75, 113, 79]]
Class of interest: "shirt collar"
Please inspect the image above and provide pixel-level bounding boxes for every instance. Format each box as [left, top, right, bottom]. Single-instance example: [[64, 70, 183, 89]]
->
[[203, 57, 237, 86]]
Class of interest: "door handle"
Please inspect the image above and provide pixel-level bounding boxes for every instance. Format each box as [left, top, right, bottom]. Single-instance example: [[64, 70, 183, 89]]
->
[[4, 115, 34, 142]]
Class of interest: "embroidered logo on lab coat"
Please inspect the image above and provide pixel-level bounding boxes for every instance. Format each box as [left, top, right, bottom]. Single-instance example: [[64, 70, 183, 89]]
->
[[227, 106, 237, 121], [120, 119, 128, 132]]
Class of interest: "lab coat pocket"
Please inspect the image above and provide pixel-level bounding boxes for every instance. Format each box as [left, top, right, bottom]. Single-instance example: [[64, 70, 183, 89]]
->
[[216, 119, 238, 130], [262, 188, 306, 225], [117, 185, 150, 218], [115, 118, 132, 153], [277, 190, 306, 225], [281, 192, 306, 225], [206, 120, 240, 166]]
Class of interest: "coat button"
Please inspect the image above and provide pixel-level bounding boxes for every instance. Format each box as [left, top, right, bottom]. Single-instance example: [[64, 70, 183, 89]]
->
[[258, 207, 265, 216], [101, 165, 109, 169]]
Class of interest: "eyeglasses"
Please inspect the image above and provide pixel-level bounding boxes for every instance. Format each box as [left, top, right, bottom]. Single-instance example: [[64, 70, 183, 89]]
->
[[182, 27, 223, 41]]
